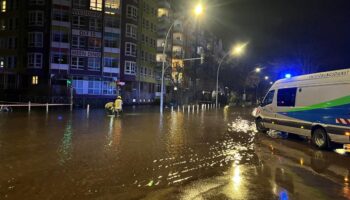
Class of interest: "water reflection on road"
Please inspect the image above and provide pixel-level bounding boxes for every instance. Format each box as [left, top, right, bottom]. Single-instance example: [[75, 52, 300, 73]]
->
[[0, 106, 349, 199]]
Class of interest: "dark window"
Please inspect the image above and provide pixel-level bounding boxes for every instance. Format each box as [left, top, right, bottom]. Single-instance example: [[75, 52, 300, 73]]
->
[[277, 88, 297, 107], [262, 90, 275, 106]]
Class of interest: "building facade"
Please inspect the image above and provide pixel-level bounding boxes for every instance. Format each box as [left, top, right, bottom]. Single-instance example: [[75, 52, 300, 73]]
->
[[51, 0, 121, 103], [0, 0, 121, 104], [0, 0, 222, 105]]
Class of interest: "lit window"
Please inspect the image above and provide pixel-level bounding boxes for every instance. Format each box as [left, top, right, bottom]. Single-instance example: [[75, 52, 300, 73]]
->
[[0, 19, 5, 30], [88, 78, 101, 95], [32, 76, 39, 85], [90, 0, 102, 11], [102, 81, 116, 95], [105, 0, 119, 9], [158, 8, 168, 17], [0, 57, 4, 68], [1, 0, 6, 13]]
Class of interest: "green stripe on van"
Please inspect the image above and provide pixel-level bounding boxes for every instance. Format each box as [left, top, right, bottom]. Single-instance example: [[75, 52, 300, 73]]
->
[[287, 95, 350, 112]]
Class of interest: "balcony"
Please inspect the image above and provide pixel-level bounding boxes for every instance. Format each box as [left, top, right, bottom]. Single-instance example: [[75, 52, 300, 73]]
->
[[52, 20, 70, 28], [173, 24, 183, 33], [103, 67, 119, 74], [52, 0, 71, 7], [173, 39, 183, 46], [158, 1, 170, 9], [157, 45, 172, 53], [51, 42, 70, 49], [104, 47, 120, 54], [172, 51, 183, 59], [158, 15, 171, 24], [51, 63, 69, 70], [104, 27, 120, 34]]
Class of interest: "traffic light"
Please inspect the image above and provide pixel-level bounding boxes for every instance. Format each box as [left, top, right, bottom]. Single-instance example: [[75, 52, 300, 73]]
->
[[66, 79, 72, 87]]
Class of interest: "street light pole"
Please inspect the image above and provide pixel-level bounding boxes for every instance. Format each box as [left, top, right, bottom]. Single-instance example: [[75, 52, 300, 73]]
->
[[215, 52, 230, 108], [160, 22, 175, 115], [160, 3, 203, 114]]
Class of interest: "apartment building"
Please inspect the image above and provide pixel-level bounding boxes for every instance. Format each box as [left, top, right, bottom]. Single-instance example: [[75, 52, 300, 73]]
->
[[0, 0, 121, 103]]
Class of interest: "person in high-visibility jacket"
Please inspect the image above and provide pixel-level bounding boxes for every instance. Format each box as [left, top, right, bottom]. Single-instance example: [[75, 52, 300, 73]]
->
[[114, 96, 123, 114]]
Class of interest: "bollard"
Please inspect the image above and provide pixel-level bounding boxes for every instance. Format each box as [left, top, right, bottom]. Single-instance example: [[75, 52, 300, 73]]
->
[[171, 106, 174, 112], [197, 104, 199, 112], [219, 104, 221, 108], [182, 105, 185, 112], [187, 105, 190, 113], [178, 105, 180, 112], [46, 103, 49, 113], [192, 105, 195, 112], [28, 101, 31, 113], [87, 104, 90, 116]]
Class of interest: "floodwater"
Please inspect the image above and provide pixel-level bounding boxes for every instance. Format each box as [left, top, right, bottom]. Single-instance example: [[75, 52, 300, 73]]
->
[[0, 106, 349, 200]]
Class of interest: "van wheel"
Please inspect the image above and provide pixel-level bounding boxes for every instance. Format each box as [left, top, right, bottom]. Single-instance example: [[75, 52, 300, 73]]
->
[[256, 118, 267, 133], [312, 128, 329, 150]]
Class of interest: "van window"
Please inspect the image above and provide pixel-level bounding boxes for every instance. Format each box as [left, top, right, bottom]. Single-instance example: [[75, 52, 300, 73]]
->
[[277, 88, 297, 107], [261, 90, 274, 106]]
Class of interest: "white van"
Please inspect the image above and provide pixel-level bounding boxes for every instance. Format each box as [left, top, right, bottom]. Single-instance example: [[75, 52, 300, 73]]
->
[[253, 69, 350, 149]]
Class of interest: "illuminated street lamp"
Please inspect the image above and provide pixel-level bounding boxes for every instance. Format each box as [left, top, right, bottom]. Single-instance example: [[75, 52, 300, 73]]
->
[[243, 66, 263, 102], [160, 3, 204, 114], [194, 3, 203, 16], [216, 43, 248, 108]]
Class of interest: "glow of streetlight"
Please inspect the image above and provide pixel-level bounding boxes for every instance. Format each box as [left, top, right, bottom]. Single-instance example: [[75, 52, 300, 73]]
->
[[264, 76, 269, 80], [231, 43, 248, 56], [174, 86, 178, 91], [255, 67, 261, 73], [194, 3, 203, 16]]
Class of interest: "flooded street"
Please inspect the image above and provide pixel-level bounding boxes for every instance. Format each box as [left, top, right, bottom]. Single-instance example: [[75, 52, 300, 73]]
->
[[0, 107, 349, 200]]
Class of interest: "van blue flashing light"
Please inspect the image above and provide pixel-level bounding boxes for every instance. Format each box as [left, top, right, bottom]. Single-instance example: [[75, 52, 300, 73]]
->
[[285, 74, 292, 78]]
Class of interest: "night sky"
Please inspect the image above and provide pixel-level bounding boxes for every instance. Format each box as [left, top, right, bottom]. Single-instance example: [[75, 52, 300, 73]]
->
[[204, 0, 350, 72]]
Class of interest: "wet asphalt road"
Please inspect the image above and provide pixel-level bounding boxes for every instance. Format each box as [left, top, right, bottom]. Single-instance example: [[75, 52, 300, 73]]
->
[[0, 106, 349, 200]]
